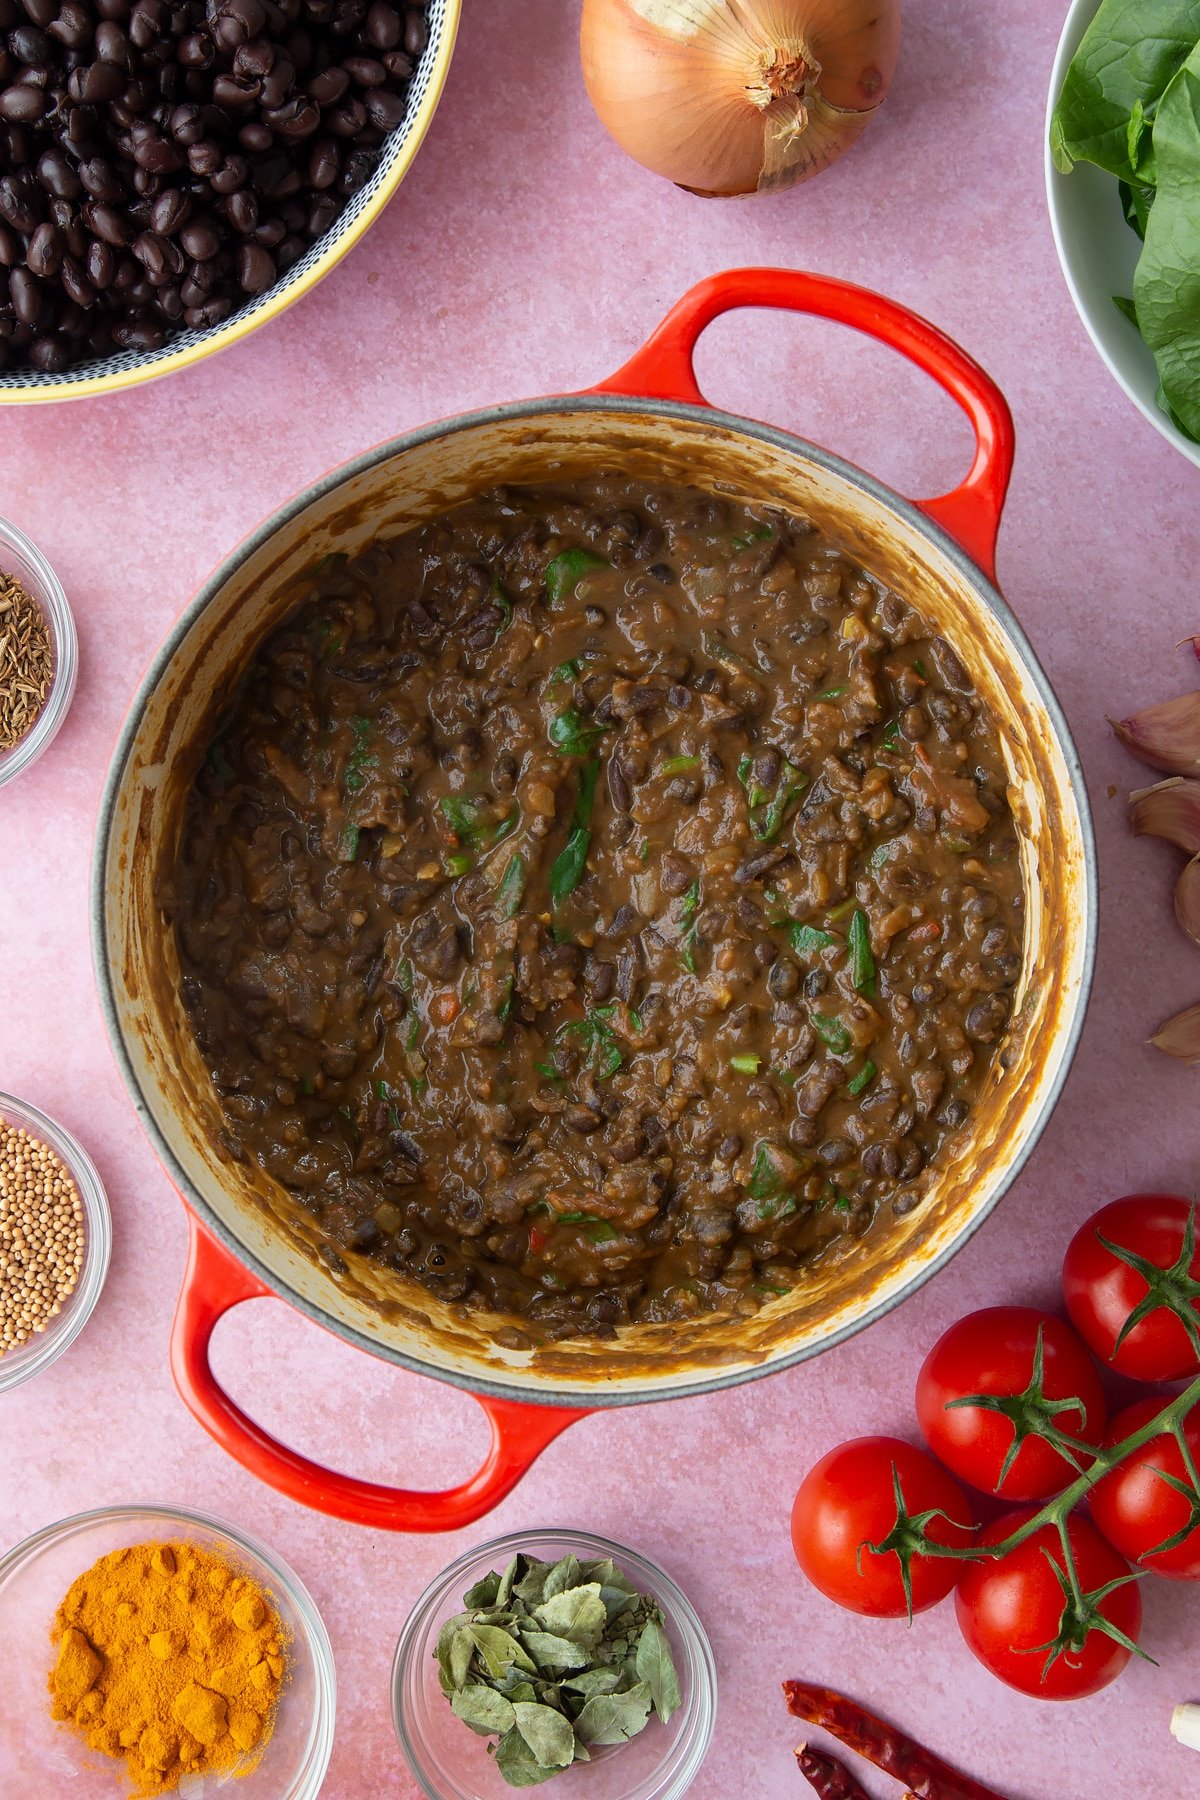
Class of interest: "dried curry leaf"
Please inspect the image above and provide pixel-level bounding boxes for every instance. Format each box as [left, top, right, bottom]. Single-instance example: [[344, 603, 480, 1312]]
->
[[452, 1686, 517, 1737], [493, 1726, 561, 1787], [471, 1624, 538, 1679], [533, 1584, 608, 1647], [512, 1702, 576, 1770], [439, 1551, 682, 1787], [519, 1629, 594, 1671], [573, 1682, 654, 1746]]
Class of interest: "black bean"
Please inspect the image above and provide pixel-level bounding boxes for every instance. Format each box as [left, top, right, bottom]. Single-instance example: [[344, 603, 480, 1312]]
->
[[27, 333, 67, 370], [8, 264, 40, 321], [366, 0, 401, 48], [403, 6, 426, 55], [133, 228, 183, 280], [307, 63, 348, 105], [307, 193, 337, 236], [186, 138, 221, 175], [766, 957, 799, 999], [665, 774, 700, 803], [363, 85, 404, 130], [183, 293, 230, 328], [235, 241, 274, 291], [796, 1063, 842, 1117], [209, 153, 248, 193], [0, 0, 424, 372], [179, 215, 219, 259], [583, 958, 615, 1003], [606, 755, 632, 813], [733, 844, 788, 885], [965, 994, 1008, 1042], [235, 36, 274, 78], [34, 150, 75, 201], [25, 220, 62, 276], [149, 186, 188, 233], [932, 636, 973, 693], [326, 94, 364, 135], [752, 747, 781, 788], [176, 31, 214, 66], [0, 81, 46, 121], [259, 57, 294, 107], [83, 238, 113, 287], [85, 199, 132, 245], [345, 53, 385, 85], [79, 61, 126, 103], [94, 20, 128, 63], [659, 852, 693, 897], [10, 24, 53, 61], [227, 187, 257, 232]]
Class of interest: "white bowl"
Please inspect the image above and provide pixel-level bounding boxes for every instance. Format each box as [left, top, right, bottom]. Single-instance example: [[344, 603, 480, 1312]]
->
[[0, 0, 460, 405], [1045, 0, 1200, 469]]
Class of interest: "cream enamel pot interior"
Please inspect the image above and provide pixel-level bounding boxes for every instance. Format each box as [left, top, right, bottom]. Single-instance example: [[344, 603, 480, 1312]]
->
[[93, 269, 1097, 1532]]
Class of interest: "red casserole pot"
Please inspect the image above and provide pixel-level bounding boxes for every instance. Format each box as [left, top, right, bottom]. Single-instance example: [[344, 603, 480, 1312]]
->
[[93, 269, 1096, 1531]]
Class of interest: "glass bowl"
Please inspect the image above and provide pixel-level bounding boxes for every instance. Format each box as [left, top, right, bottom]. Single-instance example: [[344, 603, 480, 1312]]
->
[[0, 1504, 335, 1797], [0, 514, 77, 788], [0, 1090, 111, 1393], [392, 1528, 716, 1800]]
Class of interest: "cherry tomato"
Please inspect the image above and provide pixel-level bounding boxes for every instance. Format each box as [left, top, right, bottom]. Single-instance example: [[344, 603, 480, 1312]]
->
[[955, 1509, 1141, 1699], [791, 1436, 976, 1618], [1062, 1194, 1200, 1381], [1090, 1398, 1200, 1580], [915, 1306, 1106, 1500]]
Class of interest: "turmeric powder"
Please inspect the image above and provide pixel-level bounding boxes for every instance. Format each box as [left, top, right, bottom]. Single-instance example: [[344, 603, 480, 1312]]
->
[[48, 1539, 287, 1795]]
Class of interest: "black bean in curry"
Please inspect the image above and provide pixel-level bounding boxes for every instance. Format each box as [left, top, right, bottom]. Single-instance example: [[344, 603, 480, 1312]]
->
[[170, 477, 1024, 1342]]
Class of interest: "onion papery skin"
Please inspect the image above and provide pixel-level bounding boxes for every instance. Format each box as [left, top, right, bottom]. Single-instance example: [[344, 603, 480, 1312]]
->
[[580, 0, 901, 199]]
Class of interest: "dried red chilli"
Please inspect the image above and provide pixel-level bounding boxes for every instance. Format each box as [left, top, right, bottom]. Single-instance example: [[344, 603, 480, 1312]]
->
[[795, 1743, 872, 1800], [782, 1684, 1008, 1800]]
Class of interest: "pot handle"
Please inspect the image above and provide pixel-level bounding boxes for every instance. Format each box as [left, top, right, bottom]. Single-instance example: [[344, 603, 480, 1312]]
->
[[589, 267, 1015, 585], [170, 1214, 590, 1531]]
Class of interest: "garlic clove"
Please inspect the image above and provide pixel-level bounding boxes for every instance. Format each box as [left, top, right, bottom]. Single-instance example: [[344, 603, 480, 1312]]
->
[[1171, 1703, 1200, 1750], [1176, 857, 1200, 950], [1111, 691, 1200, 774], [1150, 1002, 1200, 1062], [1129, 778, 1200, 854]]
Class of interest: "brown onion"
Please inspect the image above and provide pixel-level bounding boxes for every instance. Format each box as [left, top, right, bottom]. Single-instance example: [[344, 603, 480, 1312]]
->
[[580, 0, 901, 198]]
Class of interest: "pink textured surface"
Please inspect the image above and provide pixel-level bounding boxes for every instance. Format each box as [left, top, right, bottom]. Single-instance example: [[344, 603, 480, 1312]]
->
[[1, 2, 1197, 1795]]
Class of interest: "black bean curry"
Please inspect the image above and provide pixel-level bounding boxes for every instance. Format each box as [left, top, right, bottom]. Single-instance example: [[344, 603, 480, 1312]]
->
[[171, 478, 1024, 1344]]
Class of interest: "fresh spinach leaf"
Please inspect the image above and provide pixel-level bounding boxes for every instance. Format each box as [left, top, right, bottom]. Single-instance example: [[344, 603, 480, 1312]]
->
[[1133, 45, 1200, 441], [549, 759, 599, 908], [1118, 177, 1155, 239], [1050, 0, 1200, 181], [545, 549, 608, 608], [548, 707, 610, 756]]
